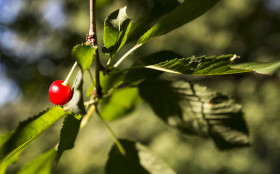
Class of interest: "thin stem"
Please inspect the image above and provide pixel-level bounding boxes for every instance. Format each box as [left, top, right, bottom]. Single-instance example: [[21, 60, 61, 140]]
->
[[102, 81, 127, 98], [94, 53, 102, 97], [87, 69, 95, 84], [62, 61, 77, 86], [96, 108, 126, 156], [113, 44, 142, 68], [81, 105, 95, 128]]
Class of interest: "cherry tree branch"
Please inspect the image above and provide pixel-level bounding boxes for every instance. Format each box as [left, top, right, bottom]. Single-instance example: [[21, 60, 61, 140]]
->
[[88, 0, 103, 98]]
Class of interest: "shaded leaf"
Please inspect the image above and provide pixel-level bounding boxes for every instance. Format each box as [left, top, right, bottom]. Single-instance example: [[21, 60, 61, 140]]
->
[[139, 79, 249, 150], [105, 139, 176, 174], [128, 0, 180, 41], [67, 70, 86, 115], [100, 88, 141, 121], [231, 60, 280, 75], [56, 114, 82, 163], [96, 0, 112, 8], [144, 54, 250, 75], [139, 80, 182, 120], [136, 143, 177, 174], [103, 6, 132, 57], [137, 0, 220, 44], [0, 107, 65, 165], [18, 148, 56, 174], [72, 44, 97, 71]]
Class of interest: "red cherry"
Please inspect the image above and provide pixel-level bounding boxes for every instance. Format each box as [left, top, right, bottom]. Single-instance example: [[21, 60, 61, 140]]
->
[[49, 80, 72, 105]]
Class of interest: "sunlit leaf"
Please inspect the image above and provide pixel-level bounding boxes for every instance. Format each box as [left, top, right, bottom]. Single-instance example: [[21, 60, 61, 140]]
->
[[231, 60, 280, 75], [139, 79, 250, 150], [0, 107, 65, 165], [0, 151, 21, 174], [103, 6, 132, 57], [18, 148, 56, 174], [100, 69, 125, 94], [99, 70, 142, 121], [124, 51, 182, 83], [105, 139, 176, 174], [137, 0, 220, 44], [56, 114, 82, 163], [144, 54, 249, 75], [126, 54, 280, 75], [101, 88, 141, 121], [0, 132, 21, 174], [72, 44, 97, 71], [86, 82, 95, 97], [67, 70, 86, 115]]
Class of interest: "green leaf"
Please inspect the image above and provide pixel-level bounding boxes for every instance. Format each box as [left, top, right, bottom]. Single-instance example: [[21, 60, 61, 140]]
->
[[103, 6, 132, 57], [128, 0, 180, 41], [137, 0, 220, 44], [105, 139, 176, 174], [56, 114, 82, 163], [139, 79, 250, 150], [99, 70, 141, 121], [128, 54, 280, 75], [144, 54, 250, 75], [18, 148, 56, 174], [67, 70, 86, 115], [86, 82, 95, 97], [139, 80, 182, 120], [136, 142, 177, 174], [230, 60, 280, 75], [0, 107, 65, 165], [72, 44, 97, 71], [100, 69, 125, 94], [96, 0, 112, 8], [0, 132, 21, 174], [124, 51, 182, 83], [100, 88, 141, 121], [0, 152, 21, 174]]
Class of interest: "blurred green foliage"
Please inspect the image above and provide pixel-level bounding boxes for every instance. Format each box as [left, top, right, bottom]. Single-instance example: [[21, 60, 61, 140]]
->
[[1, 0, 280, 173]]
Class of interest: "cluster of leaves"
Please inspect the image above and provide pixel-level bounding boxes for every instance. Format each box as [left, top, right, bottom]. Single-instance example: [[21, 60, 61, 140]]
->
[[1, 0, 280, 173]]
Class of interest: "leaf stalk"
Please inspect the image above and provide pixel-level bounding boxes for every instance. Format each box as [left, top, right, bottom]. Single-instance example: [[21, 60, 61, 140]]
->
[[113, 44, 142, 68], [96, 109, 126, 156]]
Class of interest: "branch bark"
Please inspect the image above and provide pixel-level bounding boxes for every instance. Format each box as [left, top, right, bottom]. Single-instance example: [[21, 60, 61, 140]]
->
[[89, 0, 94, 36], [88, 0, 103, 98]]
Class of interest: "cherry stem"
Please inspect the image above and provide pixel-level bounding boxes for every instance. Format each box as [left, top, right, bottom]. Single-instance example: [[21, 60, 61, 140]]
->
[[62, 61, 78, 86], [96, 108, 126, 156]]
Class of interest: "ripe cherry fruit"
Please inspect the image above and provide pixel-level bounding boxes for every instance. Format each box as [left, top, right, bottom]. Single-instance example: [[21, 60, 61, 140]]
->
[[49, 80, 72, 105], [48, 62, 77, 105]]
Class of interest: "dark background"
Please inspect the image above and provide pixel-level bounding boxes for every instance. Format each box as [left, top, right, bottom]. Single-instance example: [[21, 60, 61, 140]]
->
[[1, 0, 280, 173]]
